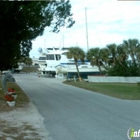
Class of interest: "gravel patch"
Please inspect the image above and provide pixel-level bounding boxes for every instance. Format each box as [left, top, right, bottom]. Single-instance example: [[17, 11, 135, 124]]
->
[[0, 102, 52, 140]]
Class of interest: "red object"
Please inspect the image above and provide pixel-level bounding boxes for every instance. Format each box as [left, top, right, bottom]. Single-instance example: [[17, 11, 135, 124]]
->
[[4, 94, 14, 101], [8, 88, 15, 92]]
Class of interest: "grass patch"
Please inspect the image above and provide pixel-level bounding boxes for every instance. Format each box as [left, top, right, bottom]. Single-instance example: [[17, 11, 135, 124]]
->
[[0, 77, 30, 112], [63, 81, 140, 100]]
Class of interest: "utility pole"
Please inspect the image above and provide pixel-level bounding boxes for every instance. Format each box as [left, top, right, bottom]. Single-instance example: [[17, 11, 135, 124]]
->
[[85, 7, 89, 51]]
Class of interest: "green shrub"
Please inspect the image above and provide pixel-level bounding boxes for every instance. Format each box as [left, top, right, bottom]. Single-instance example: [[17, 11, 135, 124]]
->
[[137, 82, 140, 86]]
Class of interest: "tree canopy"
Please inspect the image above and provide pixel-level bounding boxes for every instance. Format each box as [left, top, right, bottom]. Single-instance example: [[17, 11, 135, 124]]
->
[[66, 46, 85, 80], [86, 39, 140, 76], [0, 1, 75, 70], [86, 47, 103, 75], [24, 57, 32, 67]]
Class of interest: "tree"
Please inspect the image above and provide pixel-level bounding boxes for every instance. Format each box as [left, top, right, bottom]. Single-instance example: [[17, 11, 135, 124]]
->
[[104, 39, 140, 76], [106, 43, 118, 66], [85, 39, 140, 76], [66, 47, 85, 81], [24, 57, 32, 67], [121, 39, 140, 65], [100, 47, 110, 67], [120, 39, 140, 76], [0, 1, 75, 70], [86, 47, 103, 75]]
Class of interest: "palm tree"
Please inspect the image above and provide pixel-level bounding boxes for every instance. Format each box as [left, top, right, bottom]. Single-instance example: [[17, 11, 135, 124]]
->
[[86, 47, 103, 75], [116, 44, 128, 66], [106, 43, 118, 66], [66, 46, 85, 81], [100, 47, 110, 67], [121, 39, 140, 76], [137, 51, 140, 63], [122, 39, 140, 65]]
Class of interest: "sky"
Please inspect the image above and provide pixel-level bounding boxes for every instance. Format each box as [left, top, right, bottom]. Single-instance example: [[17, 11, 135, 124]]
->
[[30, 0, 140, 58]]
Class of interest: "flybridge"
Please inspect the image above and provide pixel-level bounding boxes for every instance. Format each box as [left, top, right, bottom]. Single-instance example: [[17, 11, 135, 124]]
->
[[38, 57, 46, 60], [44, 47, 69, 53]]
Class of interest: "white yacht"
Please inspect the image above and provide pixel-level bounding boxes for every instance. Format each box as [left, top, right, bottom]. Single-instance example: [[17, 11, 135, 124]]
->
[[55, 61, 100, 79], [38, 55, 47, 74], [45, 48, 70, 76], [37, 48, 47, 74], [37, 47, 101, 78]]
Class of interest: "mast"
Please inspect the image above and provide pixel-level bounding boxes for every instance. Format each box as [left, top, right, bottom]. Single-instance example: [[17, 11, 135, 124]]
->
[[85, 7, 89, 51], [59, 35, 64, 50], [44, 39, 46, 48], [63, 35, 64, 48]]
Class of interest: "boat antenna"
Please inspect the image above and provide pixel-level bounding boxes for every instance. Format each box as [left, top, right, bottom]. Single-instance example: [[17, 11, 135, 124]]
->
[[63, 35, 64, 48]]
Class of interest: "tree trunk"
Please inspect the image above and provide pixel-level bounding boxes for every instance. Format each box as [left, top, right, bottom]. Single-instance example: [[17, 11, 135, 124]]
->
[[98, 63, 102, 75], [75, 60, 81, 81]]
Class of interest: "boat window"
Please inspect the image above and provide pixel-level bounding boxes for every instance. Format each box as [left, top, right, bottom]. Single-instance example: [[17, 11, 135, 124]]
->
[[55, 55, 61, 60], [47, 48, 53, 50], [61, 47, 69, 51], [46, 54, 55, 60], [54, 48, 59, 50], [39, 57, 46, 60], [66, 63, 75, 65], [81, 66, 88, 68]]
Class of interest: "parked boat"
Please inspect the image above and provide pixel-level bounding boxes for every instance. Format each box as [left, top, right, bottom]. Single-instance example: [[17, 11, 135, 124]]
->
[[55, 63, 100, 79], [37, 47, 102, 78], [38, 55, 47, 74]]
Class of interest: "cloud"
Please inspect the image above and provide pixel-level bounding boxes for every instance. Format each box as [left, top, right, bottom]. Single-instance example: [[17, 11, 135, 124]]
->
[[30, 0, 140, 57]]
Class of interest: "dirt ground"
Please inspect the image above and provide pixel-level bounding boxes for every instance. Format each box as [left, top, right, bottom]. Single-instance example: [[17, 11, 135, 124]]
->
[[0, 102, 51, 140], [0, 75, 51, 140]]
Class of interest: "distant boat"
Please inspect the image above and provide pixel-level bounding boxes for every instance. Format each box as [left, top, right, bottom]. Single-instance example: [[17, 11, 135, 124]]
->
[[2, 63, 24, 74], [14, 64, 23, 73], [38, 55, 47, 74]]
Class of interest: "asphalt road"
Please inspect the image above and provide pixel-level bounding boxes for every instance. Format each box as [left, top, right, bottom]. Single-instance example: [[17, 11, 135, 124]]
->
[[14, 74, 140, 140]]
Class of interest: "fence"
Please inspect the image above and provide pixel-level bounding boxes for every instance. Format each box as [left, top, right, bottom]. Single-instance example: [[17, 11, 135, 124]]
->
[[87, 76, 140, 83]]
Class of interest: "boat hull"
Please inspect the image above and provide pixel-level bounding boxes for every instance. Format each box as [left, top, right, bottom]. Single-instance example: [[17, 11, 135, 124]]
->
[[67, 71, 100, 79], [56, 65, 101, 79]]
